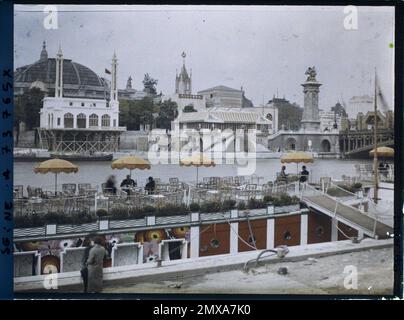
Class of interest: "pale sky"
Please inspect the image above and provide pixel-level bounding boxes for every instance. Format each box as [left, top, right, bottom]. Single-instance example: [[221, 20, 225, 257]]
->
[[14, 5, 395, 110]]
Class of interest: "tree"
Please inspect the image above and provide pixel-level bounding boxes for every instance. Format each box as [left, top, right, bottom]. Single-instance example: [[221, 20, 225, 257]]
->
[[156, 100, 179, 130], [119, 97, 155, 130], [277, 102, 303, 131], [183, 105, 197, 113], [142, 73, 158, 95], [331, 102, 348, 118], [14, 88, 44, 131]]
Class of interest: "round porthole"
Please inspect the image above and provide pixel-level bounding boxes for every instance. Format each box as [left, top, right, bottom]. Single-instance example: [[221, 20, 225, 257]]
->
[[284, 231, 292, 241], [247, 235, 256, 245], [210, 238, 220, 248], [345, 226, 353, 232], [316, 226, 324, 237]]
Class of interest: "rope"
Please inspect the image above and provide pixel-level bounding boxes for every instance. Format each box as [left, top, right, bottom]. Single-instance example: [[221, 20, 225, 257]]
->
[[218, 211, 259, 251]]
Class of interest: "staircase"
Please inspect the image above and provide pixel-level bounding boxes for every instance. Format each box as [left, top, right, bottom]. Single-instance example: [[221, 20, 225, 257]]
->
[[300, 184, 393, 239]]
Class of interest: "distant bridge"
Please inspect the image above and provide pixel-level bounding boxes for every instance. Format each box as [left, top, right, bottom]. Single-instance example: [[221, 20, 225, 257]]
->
[[339, 129, 394, 158]]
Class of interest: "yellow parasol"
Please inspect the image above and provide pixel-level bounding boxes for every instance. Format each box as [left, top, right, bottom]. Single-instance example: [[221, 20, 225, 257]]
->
[[369, 147, 394, 158], [280, 151, 314, 173], [111, 155, 151, 178], [180, 153, 215, 183], [34, 159, 79, 195]]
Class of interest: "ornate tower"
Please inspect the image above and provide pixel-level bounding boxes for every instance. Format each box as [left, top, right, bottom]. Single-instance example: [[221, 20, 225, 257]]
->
[[175, 51, 192, 95], [110, 52, 118, 104], [301, 66, 321, 131], [55, 45, 63, 98], [40, 41, 48, 61], [126, 76, 133, 90]]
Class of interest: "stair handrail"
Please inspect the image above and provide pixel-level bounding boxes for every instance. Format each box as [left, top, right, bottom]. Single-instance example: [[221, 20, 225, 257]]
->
[[301, 181, 382, 223]]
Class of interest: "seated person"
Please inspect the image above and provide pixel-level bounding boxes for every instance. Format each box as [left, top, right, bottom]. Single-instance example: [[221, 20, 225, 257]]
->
[[299, 165, 309, 183], [105, 175, 117, 195], [145, 176, 156, 195], [120, 175, 137, 195], [120, 174, 136, 187], [278, 165, 288, 182]]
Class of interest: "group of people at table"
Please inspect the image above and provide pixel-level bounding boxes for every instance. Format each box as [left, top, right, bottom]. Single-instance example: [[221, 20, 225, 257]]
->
[[104, 175, 156, 196], [278, 165, 310, 183]]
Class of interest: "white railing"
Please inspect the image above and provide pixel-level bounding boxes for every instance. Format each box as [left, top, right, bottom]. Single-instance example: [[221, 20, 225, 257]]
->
[[300, 182, 385, 238]]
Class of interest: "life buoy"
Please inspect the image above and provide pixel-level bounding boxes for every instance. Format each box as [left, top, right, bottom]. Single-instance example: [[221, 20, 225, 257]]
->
[[41, 255, 60, 274], [172, 227, 189, 238], [145, 229, 166, 242]]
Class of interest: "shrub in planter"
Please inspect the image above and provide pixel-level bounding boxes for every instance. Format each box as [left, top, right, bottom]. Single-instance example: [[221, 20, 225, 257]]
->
[[247, 198, 266, 209], [263, 195, 276, 204], [96, 209, 109, 219], [189, 202, 200, 212], [291, 196, 300, 205], [110, 207, 129, 220], [128, 207, 144, 219], [15, 215, 44, 228], [157, 204, 189, 217], [352, 182, 363, 191], [73, 212, 94, 224], [142, 205, 157, 216], [43, 212, 77, 225], [237, 201, 246, 211], [222, 199, 237, 211], [200, 201, 222, 213], [273, 194, 294, 207]]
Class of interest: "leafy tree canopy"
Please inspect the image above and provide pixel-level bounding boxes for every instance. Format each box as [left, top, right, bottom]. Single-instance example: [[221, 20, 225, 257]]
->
[[277, 102, 303, 131], [14, 88, 45, 130], [183, 105, 197, 113], [142, 73, 158, 95], [156, 99, 179, 130]]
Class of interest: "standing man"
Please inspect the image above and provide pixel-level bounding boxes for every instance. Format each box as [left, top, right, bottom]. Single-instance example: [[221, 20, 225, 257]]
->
[[86, 236, 106, 293]]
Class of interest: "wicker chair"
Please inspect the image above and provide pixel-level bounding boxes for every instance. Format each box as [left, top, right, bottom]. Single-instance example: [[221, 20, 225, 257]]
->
[[13, 185, 23, 198], [62, 183, 76, 196], [78, 183, 91, 194]]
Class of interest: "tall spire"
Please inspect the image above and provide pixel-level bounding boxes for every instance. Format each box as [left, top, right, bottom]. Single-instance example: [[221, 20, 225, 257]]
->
[[55, 44, 63, 98], [181, 51, 186, 66], [40, 40, 48, 61], [176, 51, 192, 95], [110, 51, 118, 102]]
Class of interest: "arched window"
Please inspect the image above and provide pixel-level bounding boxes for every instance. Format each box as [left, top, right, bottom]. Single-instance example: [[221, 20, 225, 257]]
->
[[89, 114, 98, 127], [64, 113, 74, 128], [101, 114, 110, 127], [321, 139, 331, 153], [77, 113, 86, 129]]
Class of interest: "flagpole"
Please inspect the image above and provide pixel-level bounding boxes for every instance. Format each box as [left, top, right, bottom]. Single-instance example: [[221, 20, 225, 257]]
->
[[373, 67, 378, 204]]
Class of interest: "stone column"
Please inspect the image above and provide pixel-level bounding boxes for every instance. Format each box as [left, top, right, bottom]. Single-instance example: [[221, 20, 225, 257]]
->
[[301, 67, 321, 132]]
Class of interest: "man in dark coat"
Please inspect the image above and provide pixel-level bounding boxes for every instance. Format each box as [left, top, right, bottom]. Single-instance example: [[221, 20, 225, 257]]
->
[[120, 175, 137, 195], [145, 176, 156, 194], [299, 166, 309, 183], [80, 237, 93, 293], [86, 236, 106, 293]]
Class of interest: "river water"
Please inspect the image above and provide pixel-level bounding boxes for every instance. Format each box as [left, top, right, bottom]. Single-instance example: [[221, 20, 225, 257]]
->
[[14, 159, 372, 192]]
